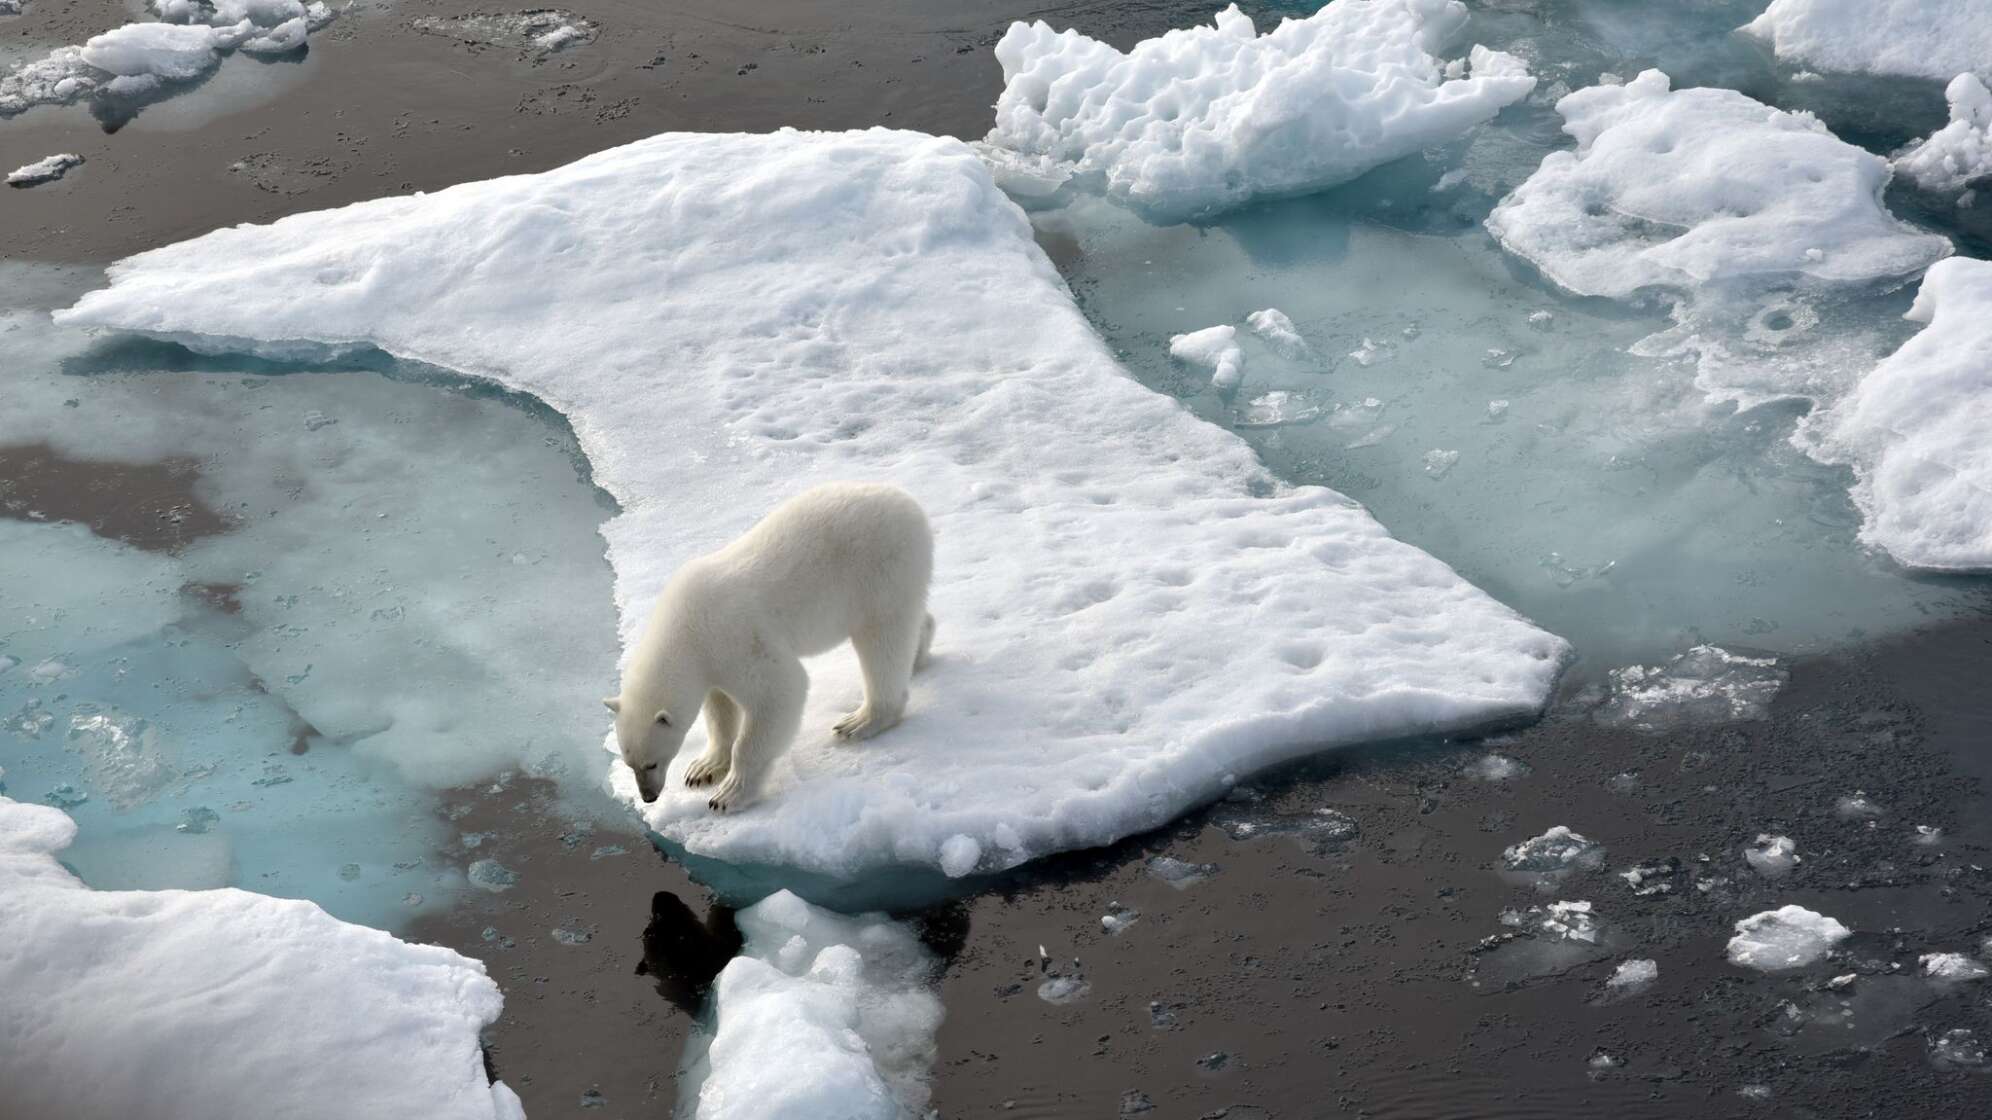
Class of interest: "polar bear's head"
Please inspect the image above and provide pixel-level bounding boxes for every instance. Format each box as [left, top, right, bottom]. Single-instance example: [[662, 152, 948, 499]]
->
[[604, 695, 686, 803]]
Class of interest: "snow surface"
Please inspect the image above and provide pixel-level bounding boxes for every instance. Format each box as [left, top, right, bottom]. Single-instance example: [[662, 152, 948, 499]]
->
[[1894, 75, 1992, 193], [1170, 323, 1245, 391], [1487, 70, 1950, 301], [692, 891, 940, 1120], [58, 129, 1567, 882], [7, 152, 82, 186], [1743, 0, 1992, 83], [0, 796, 521, 1120], [1800, 258, 1992, 570], [984, 0, 1534, 220], [1726, 904, 1850, 971]]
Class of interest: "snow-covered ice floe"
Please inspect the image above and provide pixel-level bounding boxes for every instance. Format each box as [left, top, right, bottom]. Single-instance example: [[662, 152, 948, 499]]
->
[[1742, 0, 1992, 84], [981, 0, 1533, 220], [1726, 904, 1850, 971], [1894, 75, 1992, 194], [7, 152, 82, 187], [58, 128, 1568, 883], [1487, 70, 1949, 302], [0, 797, 521, 1120], [0, 0, 334, 118], [687, 891, 940, 1120], [1800, 258, 1992, 570]]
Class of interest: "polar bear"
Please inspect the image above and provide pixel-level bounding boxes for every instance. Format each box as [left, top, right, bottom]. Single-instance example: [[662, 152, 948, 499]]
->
[[604, 482, 935, 812]]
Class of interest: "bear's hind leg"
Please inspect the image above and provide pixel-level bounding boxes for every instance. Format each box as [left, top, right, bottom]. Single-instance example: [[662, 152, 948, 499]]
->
[[685, 689, 739, 789], [835, 609, 922, 741]]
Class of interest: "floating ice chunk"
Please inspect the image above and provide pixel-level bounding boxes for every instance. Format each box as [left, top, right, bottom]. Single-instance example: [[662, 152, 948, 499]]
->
[[1921, 952, 1989, 982], [1170, 324, 1244, 391], [59, 129, 1567, 884], [1742, 0, 1992, 83], [79, 22, 221, 80], [696, 890, 941, 1120], [1501, 899, 1601, 944], [1912, 824, 1943, 846], [1930, 1028, 1990, 1070], [1037, 973, 1090, 1004], [7, 152, 82, 187], [1894, 75, 1992, 193], [1618, 859, 1679, 897], [1744, 834, 1799, 878], [1606, 958, 1657, 992], [938, 834, 981, 879], [466, 859, 518, 893], [1835, 792, 1885, 820], [1347, 337, 1390, 367], [1484, 399, 1509, 420], [1468, 753, 1528, 780], [1235, 390, 1320, 428], [985, 1, 1534, 220], [1799, 258, 1992, 570], [0, 797, 520, 1119], [1487, 71, 1950, 301], [1726, 905, 1850, 971], [1101, 901, 1138, 935], [1210, 805, 1357, 850], [1503, 825, 1603, 874], [1147, 856, 1217, 890], [1737, 1084, 1775, 1102], [411, 9, 596, 57], [1246, 308, 1308, 359], [1593, 645, 1785, 732], [1422, 448, 1460, 478]]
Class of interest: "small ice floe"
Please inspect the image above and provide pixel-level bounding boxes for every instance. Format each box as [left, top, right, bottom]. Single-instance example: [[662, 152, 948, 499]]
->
[[1834, 792, 1885, 820], [42, 784, 88, 809], [1593, 646, 1785, 732], [939, 833, 981, 878], [1481, 348, 1515, 369], [466, 858, 517, 892], [1930, 1028, 1990, 1071], [1503, 825, 1604, 877], [1744, 834, 1799, 878], [1605, 958, 1657, 993], [578, 1087, 606, 1109], [1897, 76, 1992, 193], [1912, 825, 1943, 847], [589, 843, 627, 861], [1467, 753, 1529, 781], [1210, 805, 1358, 852], [1147, 1000, 1180, 1030], [1726, 905, 1849, 971], [7, 152, 82, 187], [1101, 902, 1139, 936], [1618, 858, 1680, 896], [1169, 324, 1244, 391], [1744, 0, 1990, 84], [1146, 855, 1217, 890], [1119, 1089, 1155, 1115], [410, 9, 598, 57], [1246, 308, 1308, 359], [1037, 968, 1090, 1005], [1422, 448, 1460, 478], [551, 921, 593, 945], [1347, 337, 1391, 367], [1526, 309, 1554, 331], [1501, 900, 1601, 945], [1194, 1051, 1231, 1075], [1484, 399, 1510, 421], [1737, 1084, 1774, 1103], [1585, 1051, 1620, 1078], [175, 806, 219, 834], [1920, 952, 1989, 982], [1235, 390, 1321, 429]]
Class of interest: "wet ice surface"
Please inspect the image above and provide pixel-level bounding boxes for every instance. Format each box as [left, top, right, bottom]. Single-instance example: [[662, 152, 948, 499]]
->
[[0, 265, 618, 928]]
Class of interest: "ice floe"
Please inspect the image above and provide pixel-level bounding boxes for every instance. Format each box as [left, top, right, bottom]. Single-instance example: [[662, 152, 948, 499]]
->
[[59, 128, 1568, 884], [1742, 0, 1992, 83], [1170, 323, 1246, 392], [1893, 75, 1992, 193], [1487, 70, 1949, 302], [1726, 904, 1850, 971], [1592, 645, 1785, 732], [1606, 957, 1657, 992], [1920, 952, 1989, 982], [1745, 834, 1800, 879], [984, 0, 1533, 220], [0, 797, 521, 1120], [1502, 825, 1604, 876], [1246, 308, 1308, 360], [1799, 257, 1992, 570], [7, 152, 82, 187], [410, 9, 598, 58], [690, 890, 941, 1120]]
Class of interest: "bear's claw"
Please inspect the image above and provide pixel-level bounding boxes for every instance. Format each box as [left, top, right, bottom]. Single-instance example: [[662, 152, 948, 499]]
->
[[834, 705, 902, 741], [684, 754, 729, 788], [706, 773, 747, 812]]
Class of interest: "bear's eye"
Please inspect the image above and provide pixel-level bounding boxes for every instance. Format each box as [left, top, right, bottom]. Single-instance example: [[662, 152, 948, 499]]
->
[[641, 763, 659, 772]]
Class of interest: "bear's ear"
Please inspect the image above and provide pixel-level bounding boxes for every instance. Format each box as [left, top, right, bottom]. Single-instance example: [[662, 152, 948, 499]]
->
[[602, 697, 621, 714], [654, 710, 672, 726]]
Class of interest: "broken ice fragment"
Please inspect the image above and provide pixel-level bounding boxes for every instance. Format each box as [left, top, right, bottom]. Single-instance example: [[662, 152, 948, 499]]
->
[[1169, 325, 1243, 391], [551, 922, 593, 945], [1930, 1028, 1990, 1070], [175, 806, 219, 834], [1235, 390, 1322, 429], [1606, 958, 1657, 991], [1502, 825, 1603, 875], [1037, 973, 1090, 1004], [1245, 308, 1308, 359], [1744, 834, 1798, 878], [1726, 905, 1849, 971], [466, 858, 518, 893], [1468, 753, 1528, 781], [1422, 449, 1460, 478], [7, 152, 82, 188], [1835, 793, 1884, 820], [1920, 952, 1989, 982], [42, 784, 88, 809], [1146, 856, 1216, 890], [1101, 902, 1138, 936], [1594, 646, 1784, 732]]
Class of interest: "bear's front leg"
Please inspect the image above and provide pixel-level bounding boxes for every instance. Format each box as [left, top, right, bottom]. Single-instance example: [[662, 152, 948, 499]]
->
[[684, 689, 739, 788]]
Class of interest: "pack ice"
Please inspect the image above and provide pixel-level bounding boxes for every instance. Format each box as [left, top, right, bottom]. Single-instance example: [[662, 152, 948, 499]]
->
[[0, 797, 521, 1120], [1742, 0, 1992, 83], [58, 128, 1567, 882], [1801, 258, 1992, 570], [982, 0, 1534, 220]]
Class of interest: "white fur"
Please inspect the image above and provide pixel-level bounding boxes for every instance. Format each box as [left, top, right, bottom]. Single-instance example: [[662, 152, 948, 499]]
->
[[606, 482, 935, 811]]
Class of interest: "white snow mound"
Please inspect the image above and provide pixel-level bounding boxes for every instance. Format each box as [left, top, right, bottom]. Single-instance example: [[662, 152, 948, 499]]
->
[[58, 128, 1567, 881], [1487, 70, 1950, 300], [1743, 0, 1992, 84], [696, 891, 941, 1120], [1801, 258, 1992, 570], [1170, 323, 1246, 390], [0, 797, 521, 1120], [984, 0, 1534, 219], [1726, 904, 1850, 971], [1894, 74, 1992, 193]]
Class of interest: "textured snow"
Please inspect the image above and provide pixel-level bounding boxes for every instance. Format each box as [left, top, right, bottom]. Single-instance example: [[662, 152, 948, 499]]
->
[[1727, 904, 1850, 971], [1894, 75, 1992, 193], [0, 797, 521, 1120], [1800, 258, 1992, 570], [59, 129, 1567, 882], [1743, 0, 1992, 83], [694, 891, 940, 1120], [984, 0, 1533, 220], [1170, 324, 1245, 391], [7, 152, 82, 186], [1487, 70, 1949, 301]]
